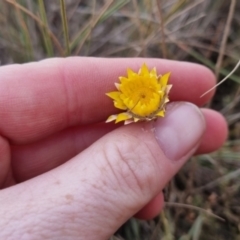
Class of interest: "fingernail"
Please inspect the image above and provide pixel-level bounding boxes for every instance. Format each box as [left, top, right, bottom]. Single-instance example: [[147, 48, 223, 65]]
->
[[154, 102, 205, 161]]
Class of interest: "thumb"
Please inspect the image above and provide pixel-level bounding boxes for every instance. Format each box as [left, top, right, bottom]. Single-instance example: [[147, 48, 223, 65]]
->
[[0, 102, 205, 240]]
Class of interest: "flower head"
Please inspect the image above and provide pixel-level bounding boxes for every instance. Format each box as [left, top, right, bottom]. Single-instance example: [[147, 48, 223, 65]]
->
[[106, 63, 172, 124]]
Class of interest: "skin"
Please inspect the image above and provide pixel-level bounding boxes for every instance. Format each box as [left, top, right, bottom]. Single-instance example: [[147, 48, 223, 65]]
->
[[0, 57, 227, 239]]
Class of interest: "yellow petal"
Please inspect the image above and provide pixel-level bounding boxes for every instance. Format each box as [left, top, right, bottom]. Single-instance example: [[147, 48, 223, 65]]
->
[[164, 97, 169, 104], [150, 67, 157, 77], [115, 83, 120, 90], [127, 68, 136, 78], [166, 84, 172, 94], [116, 113, 132, 123], [106, 115, 117, 123], [156, 110, 165, 117], [160, 72, 171, 86], [106, 91, 121, 100], [106, 91, 127, 110], [119, 76, 129, 83], [134, 117, 140, 122], [139, 63, 149, 76], [114, 101, 127, 110]]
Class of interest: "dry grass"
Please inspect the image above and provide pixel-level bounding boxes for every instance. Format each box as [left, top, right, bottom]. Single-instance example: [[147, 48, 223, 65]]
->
[[0, 0, 240, 239]]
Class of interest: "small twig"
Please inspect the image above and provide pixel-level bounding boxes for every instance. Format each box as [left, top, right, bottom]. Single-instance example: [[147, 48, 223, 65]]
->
[[164, 202, 225, 222], [215, 0, 236, 79], [201, 59, 240, 98]]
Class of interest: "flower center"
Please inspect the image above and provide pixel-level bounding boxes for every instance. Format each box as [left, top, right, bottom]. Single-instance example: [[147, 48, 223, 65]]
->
[[124, 87, 161, 117], [133, 88, 152, 104]]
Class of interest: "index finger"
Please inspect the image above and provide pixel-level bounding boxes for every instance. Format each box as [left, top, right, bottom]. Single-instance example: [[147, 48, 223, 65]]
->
[[0, 57, 215, 144]]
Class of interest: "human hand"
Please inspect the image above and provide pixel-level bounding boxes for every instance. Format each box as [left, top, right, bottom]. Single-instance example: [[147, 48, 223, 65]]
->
[[0, 58, 227, 239]]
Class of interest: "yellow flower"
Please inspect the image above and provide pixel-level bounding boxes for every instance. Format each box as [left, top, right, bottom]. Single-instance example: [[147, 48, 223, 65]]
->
[[106, 63, 172, 124]]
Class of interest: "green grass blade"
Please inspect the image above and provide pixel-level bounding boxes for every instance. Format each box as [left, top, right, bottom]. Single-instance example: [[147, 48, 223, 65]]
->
[[13, 0, 33, 61], [60, 0, 70, 56], [98, 0, 129, 24], [38, 0, 54, 57]]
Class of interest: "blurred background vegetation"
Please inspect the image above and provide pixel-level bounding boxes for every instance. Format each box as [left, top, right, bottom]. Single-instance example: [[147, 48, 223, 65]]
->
[[0, 0, 240, 239]]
